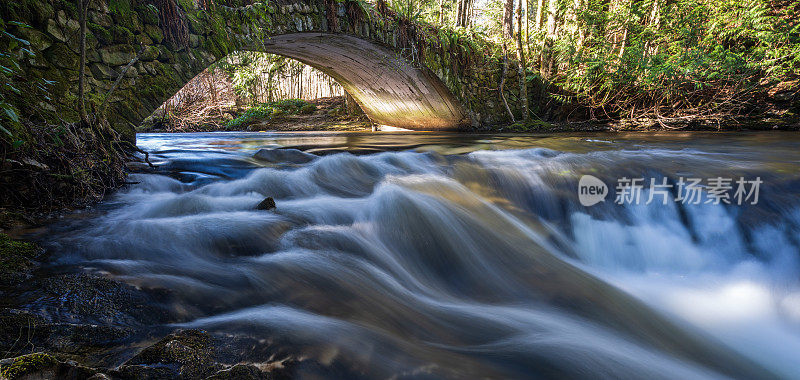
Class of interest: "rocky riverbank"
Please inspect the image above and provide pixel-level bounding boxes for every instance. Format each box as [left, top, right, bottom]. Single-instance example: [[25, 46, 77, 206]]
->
[[0, 233, 349, 379]]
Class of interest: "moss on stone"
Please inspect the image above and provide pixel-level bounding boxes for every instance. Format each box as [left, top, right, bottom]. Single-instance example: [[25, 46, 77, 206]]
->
[[107, 0, 141, 31], [144, 24, 164, 44], [186, 14, 207, 35], [43, 43, 78, 69], [88, 22, 112, 44], [17, 27, 53, 51], [18, 0, 55, 27], [108, 0, 131, 17], [110, 25, 135, 45], [0, 233, 40, 282], [156, 45, 174, 62], [0, 353, 57, 379], [137, 4, 160, 25], [139, 45, 160, 61], [202, 35, 229, 60], [57, 0, 78, 18], [99, 44, 136, 66]]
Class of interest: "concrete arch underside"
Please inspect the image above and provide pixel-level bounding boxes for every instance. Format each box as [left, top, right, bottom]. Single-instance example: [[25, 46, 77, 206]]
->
[[256, 33, 468, 130]]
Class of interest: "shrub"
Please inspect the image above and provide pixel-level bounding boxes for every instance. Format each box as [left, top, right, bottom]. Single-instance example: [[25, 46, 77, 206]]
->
[[224, 99, 316, 128], [225, 105, 273, 128], [299, 104, 317, 114]]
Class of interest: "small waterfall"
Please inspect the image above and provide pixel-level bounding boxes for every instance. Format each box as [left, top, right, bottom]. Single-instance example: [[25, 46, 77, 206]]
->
[[45, 132, 800, 378]]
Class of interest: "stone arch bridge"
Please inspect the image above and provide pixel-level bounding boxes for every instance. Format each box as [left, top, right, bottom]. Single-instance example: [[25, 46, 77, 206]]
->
[[3, 0, 547, 137]]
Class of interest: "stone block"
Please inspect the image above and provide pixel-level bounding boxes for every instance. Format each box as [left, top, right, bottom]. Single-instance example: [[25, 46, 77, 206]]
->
[[46, 19, 67, 42], [90, 62, 117, 79], [145, 25, 164, 44], [99, 45, 136, 66]]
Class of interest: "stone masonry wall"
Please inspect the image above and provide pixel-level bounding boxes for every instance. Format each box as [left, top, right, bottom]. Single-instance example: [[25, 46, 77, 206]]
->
[[1, 0, 558, 138]]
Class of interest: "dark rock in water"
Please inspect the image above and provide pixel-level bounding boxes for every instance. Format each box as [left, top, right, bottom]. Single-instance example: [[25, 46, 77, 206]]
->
[[110, 364, 181, 380], [39, 273, 174, 326], [204, 364, 265, 379], [125, 329, 221, 379], [253, 148, 315, 164], [256, 197, 276, 210], [0, 271, 180, 363]]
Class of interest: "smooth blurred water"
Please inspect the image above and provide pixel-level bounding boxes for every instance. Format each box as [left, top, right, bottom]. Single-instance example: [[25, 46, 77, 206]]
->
[[46, 131, 800, 378]]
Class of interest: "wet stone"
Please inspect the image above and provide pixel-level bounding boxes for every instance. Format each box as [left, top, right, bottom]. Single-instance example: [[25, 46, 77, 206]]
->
[[256, 197, 276, 210]]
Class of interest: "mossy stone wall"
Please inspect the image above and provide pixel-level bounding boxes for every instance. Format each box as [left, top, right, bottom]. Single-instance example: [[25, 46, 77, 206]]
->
[[1, 0, 560, 136]]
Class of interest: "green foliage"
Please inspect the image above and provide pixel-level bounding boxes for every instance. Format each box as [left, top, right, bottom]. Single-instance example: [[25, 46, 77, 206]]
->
[[110, 25, 135, 44], [215, 52, 288, 103], [225, 99, 313, 128], [389, 0, 424, 22], [506, 119, 554, 131], [88, 23, 112, 44], [0, 21, 52, 145], [547, 0, 800, 116], [0, 23, 33, 138], [299, 104, 317, 114], [109, 0, 132, 17]]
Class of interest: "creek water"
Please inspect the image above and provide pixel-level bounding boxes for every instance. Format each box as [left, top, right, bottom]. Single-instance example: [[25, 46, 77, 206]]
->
[[42, 131, 800, 378]]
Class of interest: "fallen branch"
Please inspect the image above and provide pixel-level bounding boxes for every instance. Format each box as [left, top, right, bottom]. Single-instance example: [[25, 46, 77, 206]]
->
[[99, 45, 146, 117]]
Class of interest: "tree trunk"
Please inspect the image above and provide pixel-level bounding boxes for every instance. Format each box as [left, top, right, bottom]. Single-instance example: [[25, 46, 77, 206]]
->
[[540, 0, 557, 78], [500, 0, 515, 122], [454, 0, 463, 26], [574, 0, 586, 53], [642, 0, 660, 63], [524, 0, 530, 52], [503, 0, 514, 39], [77, 0, 89, 125], [606, 0, 630, 60], [516, 0, 529, 121], [535, 0, 545, 29]]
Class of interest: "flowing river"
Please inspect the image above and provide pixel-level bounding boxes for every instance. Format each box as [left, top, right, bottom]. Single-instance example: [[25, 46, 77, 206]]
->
[[39, 132, 800, 378]]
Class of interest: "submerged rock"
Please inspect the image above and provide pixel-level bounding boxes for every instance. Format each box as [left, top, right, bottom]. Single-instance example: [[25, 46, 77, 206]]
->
[[204, 364, 265, 380], [256, 197, 276, 211], [253, 148, 315, 164], [39, 273, 174, 326], [125, 329, 221, 379]]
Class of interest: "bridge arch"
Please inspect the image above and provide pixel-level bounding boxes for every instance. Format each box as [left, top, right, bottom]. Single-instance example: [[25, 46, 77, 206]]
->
[[4, 0, 536, 139], [256, 33, 465, 130], [82, 0, 470, 133]]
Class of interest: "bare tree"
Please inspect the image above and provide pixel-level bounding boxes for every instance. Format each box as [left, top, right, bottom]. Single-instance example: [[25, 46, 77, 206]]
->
[[515, 0, 529, 121], [455, 0, 475, 27], [540, 0, 558, 78]]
